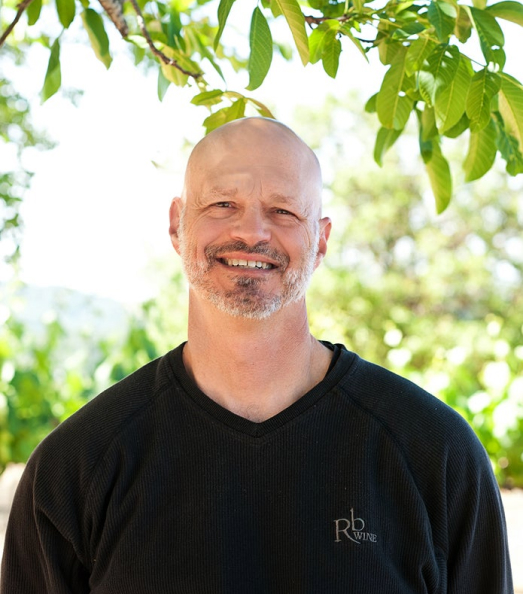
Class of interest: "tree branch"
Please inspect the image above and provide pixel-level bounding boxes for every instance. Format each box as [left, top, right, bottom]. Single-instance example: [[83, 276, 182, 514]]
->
[[128, 0, 201, 80], [0, 0, 35, 48], [304, 14, 351, 25]]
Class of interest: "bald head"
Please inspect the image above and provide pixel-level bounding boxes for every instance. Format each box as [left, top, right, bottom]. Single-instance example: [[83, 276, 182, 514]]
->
[[182, 117, 323, 217], [169, 117, 332, 319]]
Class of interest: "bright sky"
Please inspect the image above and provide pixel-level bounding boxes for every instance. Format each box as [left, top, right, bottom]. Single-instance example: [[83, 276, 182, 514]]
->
[[5, 14, 523, 305], [7, 19, 377, 304]]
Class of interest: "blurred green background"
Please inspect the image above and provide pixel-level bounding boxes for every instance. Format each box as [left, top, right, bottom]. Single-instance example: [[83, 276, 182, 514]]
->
[[1, 92, 522, 488]]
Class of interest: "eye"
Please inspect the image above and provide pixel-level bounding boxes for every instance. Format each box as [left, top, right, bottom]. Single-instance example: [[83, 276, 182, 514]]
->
[[214, 201, 231, 208], [275, 208, 294, 216]]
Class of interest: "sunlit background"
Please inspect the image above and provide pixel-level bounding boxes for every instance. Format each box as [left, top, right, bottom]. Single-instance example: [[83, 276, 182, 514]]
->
[[1, 4, 523, 587]]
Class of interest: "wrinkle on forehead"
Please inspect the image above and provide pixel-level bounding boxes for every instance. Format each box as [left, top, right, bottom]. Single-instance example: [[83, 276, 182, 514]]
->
[[182, 118, 323, 216]]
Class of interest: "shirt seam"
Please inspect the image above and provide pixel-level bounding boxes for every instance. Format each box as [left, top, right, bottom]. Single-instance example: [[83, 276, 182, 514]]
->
[[82, 376, 175, 566]]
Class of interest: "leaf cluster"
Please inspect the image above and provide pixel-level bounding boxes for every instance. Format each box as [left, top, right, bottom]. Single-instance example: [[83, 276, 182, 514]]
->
[[2, 0, 523, 210], [365, 1, 523, 212], [295, 94, 523, 487]]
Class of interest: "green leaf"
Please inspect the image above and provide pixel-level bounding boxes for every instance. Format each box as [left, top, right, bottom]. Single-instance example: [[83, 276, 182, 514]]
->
[[309, 20, 340, 64], [191, 89, 225, 106], [494, 113, 523, 174], [443, 112, 469, 138], [444, 113, 470, 138], [157, 44, 202, 87], [377, 47, 414, 130], [269, 0, 283, 18], [127, 35, 149, 50], [364, 93, 378, 113], [404, 37, 436, 77], [226, 97, 247, 121], [421, 105, 438, 141], [417, 108, 436, 163], [374, 127, 402, 166], [158, 68, 171, 101], [466, 68, 501, 132], [184, 27, 224, 82], [454, 5, 472, 42], [214, 0, 236, 50], [168, 7, 183, 48], [322, 35, 341, 78], [41, 39, 61, 103], [486, 1, 523, 26], [203, 107, 230, 134], [27, 0, 43, 26], [56, 0, 76, 28], [247, 7, 273, 90], [419, 135, 434, 164], [498, 73, 523, 154], [202, 50, 226, 82], [82, 9, 112, 69], [133, 45, 146, 66], [275, 42, 292, 60], [463, 118, 497, 181], [273, 0, 309, 66], [378, 39, 402, 66], [245, 97, 275, 118], [392, 23, 425, 39], [417, 44, 460, 106], [203, 99, 247, 134], [470, 7, 505, 64], [425, 141, 452, 213], [434, 54, 472, 133], [427, 1, 457, 42]]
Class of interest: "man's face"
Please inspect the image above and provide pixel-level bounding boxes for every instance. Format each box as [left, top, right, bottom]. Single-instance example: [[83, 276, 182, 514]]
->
[[173, 120, 329, 320]]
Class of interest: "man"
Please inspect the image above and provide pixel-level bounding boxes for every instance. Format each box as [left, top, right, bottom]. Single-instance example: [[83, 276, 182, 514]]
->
[[1, 118, 513, 593]]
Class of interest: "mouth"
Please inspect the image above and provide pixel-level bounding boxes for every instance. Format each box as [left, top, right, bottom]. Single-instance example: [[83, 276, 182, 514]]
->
[[218, 258, 275, 270]]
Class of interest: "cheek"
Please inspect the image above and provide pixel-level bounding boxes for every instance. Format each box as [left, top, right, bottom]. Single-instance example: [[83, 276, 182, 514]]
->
[[184, 224, 228, 265], [286, 227, 317, 258], [194, 219, 228, 243]]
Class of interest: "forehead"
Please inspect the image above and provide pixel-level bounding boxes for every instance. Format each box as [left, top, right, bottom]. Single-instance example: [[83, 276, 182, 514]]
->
[[185, 126, 322, 210]]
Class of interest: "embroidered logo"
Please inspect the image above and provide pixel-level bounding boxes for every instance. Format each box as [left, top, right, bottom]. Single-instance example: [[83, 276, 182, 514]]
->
[[334, 508, 377, 544]]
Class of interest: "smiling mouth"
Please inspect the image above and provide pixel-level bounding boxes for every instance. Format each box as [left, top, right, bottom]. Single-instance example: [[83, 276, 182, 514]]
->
[[219, 258, 275, 270]]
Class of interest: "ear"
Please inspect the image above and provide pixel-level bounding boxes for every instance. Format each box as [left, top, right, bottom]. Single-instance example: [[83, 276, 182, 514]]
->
[[314, 216, 332, 269], [169, 197, 184, 255]]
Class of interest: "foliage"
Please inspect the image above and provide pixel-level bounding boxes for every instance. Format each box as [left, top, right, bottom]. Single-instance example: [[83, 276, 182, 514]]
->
[[296, 94, 523, 488], [0, 48, 53, 262], [0, 296, 97, 469], [1, 93, 522, 488], [2, 0, 523, 210], [0, 273, 188, 473]]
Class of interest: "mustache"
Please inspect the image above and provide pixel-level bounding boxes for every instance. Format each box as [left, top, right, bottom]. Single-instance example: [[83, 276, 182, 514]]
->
[[204, 241, 289, 268]]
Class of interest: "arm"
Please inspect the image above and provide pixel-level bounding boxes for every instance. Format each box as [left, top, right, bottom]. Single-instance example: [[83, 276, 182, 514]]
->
[[445, 432, 513, 594], [1, 458, 91, 594]]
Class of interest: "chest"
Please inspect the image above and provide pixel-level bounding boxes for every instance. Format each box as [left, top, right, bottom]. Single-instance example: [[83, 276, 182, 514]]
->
[[87, 426, 444, 594]]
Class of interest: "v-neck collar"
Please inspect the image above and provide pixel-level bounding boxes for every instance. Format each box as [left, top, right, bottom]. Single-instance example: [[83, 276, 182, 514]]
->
[[166, 341, 358, 438]]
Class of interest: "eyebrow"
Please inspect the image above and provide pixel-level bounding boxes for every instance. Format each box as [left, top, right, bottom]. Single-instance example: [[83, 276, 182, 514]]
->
[[268, 193, 296, 204], [203, 188, 303, 210]]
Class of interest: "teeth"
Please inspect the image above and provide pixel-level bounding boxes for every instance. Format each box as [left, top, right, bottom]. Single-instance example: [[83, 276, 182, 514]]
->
[[224, 258, 272, 269]]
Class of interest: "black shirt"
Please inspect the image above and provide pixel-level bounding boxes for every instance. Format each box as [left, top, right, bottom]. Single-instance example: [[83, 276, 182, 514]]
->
[[0, 343, 513, 593]]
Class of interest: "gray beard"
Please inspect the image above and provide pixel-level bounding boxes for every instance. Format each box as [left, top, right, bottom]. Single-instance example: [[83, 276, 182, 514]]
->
[[178, 227, 319, 320]]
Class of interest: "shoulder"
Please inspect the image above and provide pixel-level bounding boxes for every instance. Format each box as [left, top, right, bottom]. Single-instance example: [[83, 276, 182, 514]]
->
[[25, 347, 182, 496], [333, 347, 504, 531], [333, 347, 489, 467]]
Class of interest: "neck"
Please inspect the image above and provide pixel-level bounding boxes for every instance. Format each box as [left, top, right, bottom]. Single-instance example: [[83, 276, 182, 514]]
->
[[182, 294, 332, 422]]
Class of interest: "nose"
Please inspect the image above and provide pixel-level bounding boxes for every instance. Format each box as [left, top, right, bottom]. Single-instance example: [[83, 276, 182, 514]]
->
[[230, 205, 271, 246]]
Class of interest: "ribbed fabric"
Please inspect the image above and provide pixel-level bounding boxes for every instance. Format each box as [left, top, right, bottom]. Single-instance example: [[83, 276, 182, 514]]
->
[[0, 342, 513, 593]]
